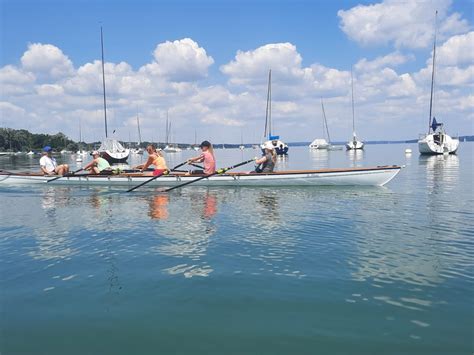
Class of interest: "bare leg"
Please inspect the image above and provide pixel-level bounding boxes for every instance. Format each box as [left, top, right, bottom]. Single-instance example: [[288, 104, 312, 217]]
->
[[92, 167, 100, 174]]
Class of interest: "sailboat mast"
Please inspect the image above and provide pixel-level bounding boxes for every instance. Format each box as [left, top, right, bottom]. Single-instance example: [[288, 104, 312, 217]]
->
[[136, 112, 142, 145], [428, 11, 438, 134], [321, 98, 331, 143], [269, 69, 272, 137], [100, 26, 108, 138], [264, 69, 272, 139], [351, 68, 355, 135]]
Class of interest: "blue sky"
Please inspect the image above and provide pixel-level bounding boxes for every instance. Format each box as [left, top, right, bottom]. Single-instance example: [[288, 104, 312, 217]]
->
[[1, 0, 473, 143]]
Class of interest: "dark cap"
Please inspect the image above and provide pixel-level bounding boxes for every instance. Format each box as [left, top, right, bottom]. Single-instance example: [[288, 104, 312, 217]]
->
[[200, 140, 211, 148], [43, 146, 52, 152]]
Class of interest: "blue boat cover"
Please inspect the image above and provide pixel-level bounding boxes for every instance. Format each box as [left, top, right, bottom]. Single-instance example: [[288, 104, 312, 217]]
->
[[431, 117, 442, 132], [269, 135, 280, 140]]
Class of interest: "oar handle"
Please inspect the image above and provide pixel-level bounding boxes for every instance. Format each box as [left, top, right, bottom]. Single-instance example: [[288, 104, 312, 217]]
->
[[189, 163, 205, 170], [126, 161, 187, 192]]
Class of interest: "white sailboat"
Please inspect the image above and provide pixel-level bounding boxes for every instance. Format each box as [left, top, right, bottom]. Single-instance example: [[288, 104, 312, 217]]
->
[[163, 111, 182, 153], [131, 112, 144, 155], [310, 98, 336, 150], [418, 11, 459, 155], [260, 69, 289, 155], [97, 27, 130, 164], [239, 130, 245, 150], [76, 118, 87, 162], [346, 69, 364, 150]]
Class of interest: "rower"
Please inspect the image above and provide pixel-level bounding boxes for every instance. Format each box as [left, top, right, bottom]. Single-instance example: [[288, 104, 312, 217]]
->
[[255, 142, 276, 173], [84, 151, 111, 174], [187, 140, 216, 175], [134, 144, 168, 176], [39, 146, 69, 176]]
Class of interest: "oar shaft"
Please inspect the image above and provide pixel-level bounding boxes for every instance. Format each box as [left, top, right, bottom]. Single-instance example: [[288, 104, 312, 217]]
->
[[126, 161, 187, 192], [164, 159, 254, 192], [47, 168, 83, 183]]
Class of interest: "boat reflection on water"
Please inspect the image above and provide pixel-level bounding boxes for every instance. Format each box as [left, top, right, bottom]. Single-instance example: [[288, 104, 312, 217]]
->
[[151, 190, 219, 278], [347, 153, 466, 316], [419, 153, 459, 191], [148, 195, 169, 220], [309, 148, 329, 169], [347, 149, 364, 167], [31, 187, 77, 260]]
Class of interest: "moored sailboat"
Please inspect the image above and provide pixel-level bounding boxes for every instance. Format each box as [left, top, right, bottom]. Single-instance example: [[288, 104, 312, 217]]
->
[[310, 98, 342, 150], [418, 11, 459, 155], [346, 69, 364, 150], [163, 111, 182, 153], [260, 70, 289, 155], [97, 27, 130, 164]]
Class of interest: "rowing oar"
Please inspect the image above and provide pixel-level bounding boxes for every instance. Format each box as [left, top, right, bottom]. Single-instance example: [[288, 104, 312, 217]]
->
[[47, 168, 84, 183], [189, 163, 204, 170], [126, 160, 188, 193], [163, 158, 255, 193]]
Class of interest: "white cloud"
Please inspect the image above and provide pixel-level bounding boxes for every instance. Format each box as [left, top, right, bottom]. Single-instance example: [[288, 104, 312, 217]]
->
[[20, 43, 74, 80], [220, 43, 305, 86], [143, 38, 214, 82], [355, 52, 414, 72], [338, 0, 470, 49], [0, 65, 36, 84], [436, 31, 474, 66], [1, 36, 472, 143]]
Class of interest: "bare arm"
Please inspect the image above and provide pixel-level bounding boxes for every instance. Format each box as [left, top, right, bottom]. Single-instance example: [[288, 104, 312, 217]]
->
[[83, 159, 96, 170], [255, 156, 267, 165], [141, 156, 154, 171], [188, 155, 204, 163]]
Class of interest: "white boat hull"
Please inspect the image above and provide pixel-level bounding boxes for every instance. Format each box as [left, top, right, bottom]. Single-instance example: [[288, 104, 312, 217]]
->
[[346, 140, 364, 150], [418, 133, 459, 155], [309, 139, 329, 149], [0, 166, 401, 187], [261, 140, 289, 155]]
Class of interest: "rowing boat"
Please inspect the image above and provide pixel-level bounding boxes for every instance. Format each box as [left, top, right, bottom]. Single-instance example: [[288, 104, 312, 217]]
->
[[0, 166, 401, 187]]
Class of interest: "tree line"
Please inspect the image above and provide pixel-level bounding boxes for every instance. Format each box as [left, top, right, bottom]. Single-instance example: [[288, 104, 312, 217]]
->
[[0, 128, 86, 152], [0, 128, 161, 152]]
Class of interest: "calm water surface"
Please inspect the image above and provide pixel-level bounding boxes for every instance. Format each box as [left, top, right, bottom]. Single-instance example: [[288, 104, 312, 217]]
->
[[1, 144, 473, 354]]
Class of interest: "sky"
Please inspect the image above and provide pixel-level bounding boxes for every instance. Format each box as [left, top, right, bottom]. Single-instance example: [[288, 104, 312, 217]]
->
[[0, 0, 473, 144]]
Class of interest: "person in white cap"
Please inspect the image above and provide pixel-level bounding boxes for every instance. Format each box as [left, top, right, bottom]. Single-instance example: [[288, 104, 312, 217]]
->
[[255, 142, 276, 173], [84, 151, 111, 174]]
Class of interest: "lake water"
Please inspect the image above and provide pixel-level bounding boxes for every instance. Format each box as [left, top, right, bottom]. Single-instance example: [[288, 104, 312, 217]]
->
[[1, 144, 473, 354]]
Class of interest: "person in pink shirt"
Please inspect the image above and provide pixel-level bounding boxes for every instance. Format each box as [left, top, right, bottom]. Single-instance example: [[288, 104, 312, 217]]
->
[[187, 140, 216, 175]]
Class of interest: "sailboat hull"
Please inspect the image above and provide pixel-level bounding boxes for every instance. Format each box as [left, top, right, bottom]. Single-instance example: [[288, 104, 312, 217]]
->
[[418, 133, 459, 155], [261, 140, 289, 155], [309, 139, 329, 149], [345, 140, 364, 150]]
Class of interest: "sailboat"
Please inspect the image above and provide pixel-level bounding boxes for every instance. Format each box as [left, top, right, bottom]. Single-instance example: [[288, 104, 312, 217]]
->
[[310, 98, 343, 150], [418, 11, 459, 155], [260, 69, 289, 155], [163, 111, 182, 153], [239, 130, 245, 150], [97, 27, 130, 164], [192, 130, 200, 151], [76, 119, 87, 162], [132, 112, 144, 155], [346, 69, 364, 150]]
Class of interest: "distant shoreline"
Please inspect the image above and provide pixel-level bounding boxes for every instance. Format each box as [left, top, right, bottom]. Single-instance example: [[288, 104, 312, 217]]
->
[[0, 128, 472, 152]]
